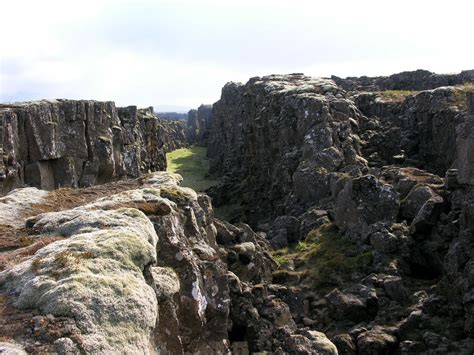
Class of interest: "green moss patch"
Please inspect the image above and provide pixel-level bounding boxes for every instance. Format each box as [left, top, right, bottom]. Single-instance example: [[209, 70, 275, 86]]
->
[[272, 224, 373, 291]]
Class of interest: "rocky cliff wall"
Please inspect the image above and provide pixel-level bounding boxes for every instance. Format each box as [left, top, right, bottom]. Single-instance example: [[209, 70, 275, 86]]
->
[[0, 100, 187, 194], [205, 74, 474, 353], [207, 74, 472, 228], [356, 86, 467, 174], [208, 74, 367, 226]]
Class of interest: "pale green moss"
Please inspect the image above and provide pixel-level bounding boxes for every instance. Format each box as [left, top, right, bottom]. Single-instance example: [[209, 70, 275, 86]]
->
[[142, 188, 161, 197], [117, 208, 148, 220]]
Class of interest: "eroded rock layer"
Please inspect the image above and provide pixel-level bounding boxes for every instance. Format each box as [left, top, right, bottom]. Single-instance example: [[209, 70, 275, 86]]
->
[[0, 100, 187, 194]]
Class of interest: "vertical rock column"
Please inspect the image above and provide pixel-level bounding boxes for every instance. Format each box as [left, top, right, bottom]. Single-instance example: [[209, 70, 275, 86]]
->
[[457, 92, 474, 185], [0, 109, 20, 193], [455, 92, 474, 232], [468, 92, 474, 116]]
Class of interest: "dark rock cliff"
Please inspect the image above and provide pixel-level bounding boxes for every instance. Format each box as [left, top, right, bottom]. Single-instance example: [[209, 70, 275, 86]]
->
[[186, 104, 213, 145], [0, 100, 187, 194], [208, 74, 367, 226], [207, 73, 473, 227], [356, 86, 467, 174]]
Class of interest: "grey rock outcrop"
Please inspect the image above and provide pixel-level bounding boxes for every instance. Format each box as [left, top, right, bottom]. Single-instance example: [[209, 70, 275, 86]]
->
[[457, 92, 474, 185], [335, 175, 400, 242], [202, 74, 474, 354], [186, 109, 198, 143], [0, 100, 187, 194]]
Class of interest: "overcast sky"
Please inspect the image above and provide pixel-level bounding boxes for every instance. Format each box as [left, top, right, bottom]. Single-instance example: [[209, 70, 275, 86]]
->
[[1, 0, 473, 111]]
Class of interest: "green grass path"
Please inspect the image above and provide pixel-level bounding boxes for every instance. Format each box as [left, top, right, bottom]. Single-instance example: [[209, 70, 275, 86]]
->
[[166, 146, 218, 192]]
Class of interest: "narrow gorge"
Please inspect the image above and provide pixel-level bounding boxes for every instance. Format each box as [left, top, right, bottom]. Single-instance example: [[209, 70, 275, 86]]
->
[[1, 69, 474, 354]]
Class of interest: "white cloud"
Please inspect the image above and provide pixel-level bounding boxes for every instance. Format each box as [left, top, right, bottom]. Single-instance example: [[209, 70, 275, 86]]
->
[[1, 0, 473, 110]]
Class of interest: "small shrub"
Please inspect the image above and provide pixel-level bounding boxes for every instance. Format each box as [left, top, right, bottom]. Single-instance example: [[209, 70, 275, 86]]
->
[[272, 254, 289, 265]]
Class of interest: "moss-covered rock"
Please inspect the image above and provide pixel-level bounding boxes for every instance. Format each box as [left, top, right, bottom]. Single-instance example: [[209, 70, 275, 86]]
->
[[1, 207, 158, 353]]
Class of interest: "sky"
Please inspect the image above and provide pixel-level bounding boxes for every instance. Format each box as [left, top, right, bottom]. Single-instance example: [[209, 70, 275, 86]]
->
[[1, 0, 473, 112]]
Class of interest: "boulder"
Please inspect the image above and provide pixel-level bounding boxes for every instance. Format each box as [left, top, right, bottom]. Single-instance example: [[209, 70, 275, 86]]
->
[[401, 185, 439, 220], [410, 195, 444, 234], [268, 215, 300, 248], [331, 333, 357, 355], [335, 175, 400, 242], [357, 328, 398, 355], [298, 209, 330, 239], [369, 230, 398, 253], [325, 285, 378, 323], [383, 276, 409, 304]]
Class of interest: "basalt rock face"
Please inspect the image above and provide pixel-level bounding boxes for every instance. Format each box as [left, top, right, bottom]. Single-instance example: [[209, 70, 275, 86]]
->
[[0, 100, 187, 194], [332, 69, 474, 91], [186, 104, 213, 145], [208, 74, 367, 227], [0, 172, 337, 354], [186, 108, 198, 143], [356, 86, 467, 174]]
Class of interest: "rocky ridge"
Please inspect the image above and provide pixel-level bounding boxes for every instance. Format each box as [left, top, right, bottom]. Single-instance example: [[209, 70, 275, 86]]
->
[[0, 100, 187, 194]]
